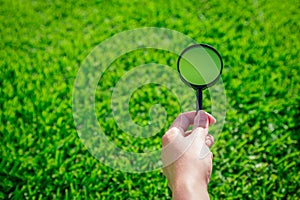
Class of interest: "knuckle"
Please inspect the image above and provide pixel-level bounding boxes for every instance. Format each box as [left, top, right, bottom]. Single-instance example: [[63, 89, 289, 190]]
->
[[205, 134, 215, 147], [162, 127, 179, 146]]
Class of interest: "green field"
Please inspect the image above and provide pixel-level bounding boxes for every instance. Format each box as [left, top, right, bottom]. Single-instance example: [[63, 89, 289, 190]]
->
[[1, 0, 299, 199]]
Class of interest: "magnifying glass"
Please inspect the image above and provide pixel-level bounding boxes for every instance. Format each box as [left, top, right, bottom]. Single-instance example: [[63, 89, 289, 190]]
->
[[177, 44, 223, 111]]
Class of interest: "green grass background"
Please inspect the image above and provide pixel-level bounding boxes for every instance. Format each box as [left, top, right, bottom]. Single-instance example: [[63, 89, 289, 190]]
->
[[1, 0, 299, 199]]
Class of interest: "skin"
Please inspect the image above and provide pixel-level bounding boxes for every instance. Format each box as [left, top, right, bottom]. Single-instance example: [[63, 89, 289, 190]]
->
[[162, 110, 216, 200]]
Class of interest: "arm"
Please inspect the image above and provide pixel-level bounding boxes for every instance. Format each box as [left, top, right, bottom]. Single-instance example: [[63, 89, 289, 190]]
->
[[162, 111, 215, 200]]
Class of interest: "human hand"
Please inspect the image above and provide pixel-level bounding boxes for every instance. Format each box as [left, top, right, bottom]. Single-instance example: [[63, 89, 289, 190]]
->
[[162, 111, 216, 200]]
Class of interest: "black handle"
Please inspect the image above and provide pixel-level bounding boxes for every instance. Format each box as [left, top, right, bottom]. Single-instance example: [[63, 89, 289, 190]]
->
[[196, 88, 202, 111]]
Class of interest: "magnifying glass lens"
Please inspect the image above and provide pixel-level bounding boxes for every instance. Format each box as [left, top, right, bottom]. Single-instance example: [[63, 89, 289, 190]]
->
[[177, 44, 223, 110], [178, 45, 222, 87]]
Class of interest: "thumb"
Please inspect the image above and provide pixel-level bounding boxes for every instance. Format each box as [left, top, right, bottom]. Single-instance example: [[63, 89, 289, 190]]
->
[[193, 110, 209, 130], [192, 111, 209, 142]]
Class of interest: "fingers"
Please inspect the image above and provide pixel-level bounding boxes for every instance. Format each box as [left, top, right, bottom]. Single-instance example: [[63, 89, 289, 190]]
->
[[170, 111, 196, 132], [205, 134, 214, 147], [163, 111, 216, 147], [192, 111, 215, 147], [163, 111, 197, 147], [194, 110, 216, 128], [191, 128, 214, 148], [193, 110, 209, 133]]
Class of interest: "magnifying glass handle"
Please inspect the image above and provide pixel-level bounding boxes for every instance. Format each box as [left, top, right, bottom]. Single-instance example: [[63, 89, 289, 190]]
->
[[196, 89, 202, 111]]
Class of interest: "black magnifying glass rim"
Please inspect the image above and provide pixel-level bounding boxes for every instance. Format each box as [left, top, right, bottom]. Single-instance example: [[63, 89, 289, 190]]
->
[[177, 43, 223, 90]]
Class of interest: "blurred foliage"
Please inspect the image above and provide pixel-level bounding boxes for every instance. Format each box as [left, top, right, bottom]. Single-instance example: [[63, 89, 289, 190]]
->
[[0, 0, 299, 199]]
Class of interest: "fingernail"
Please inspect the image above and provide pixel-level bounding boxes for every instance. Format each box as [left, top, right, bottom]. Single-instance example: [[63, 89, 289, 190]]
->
[[210, 115, 217, 125], [205, 140, 212, 147]]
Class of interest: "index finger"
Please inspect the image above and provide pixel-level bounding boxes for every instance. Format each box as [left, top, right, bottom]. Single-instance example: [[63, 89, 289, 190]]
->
[[170, 111, 196, 133]]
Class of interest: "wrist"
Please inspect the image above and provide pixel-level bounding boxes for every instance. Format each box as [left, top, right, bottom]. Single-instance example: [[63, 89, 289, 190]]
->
[[172, 179, 209, 200]]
